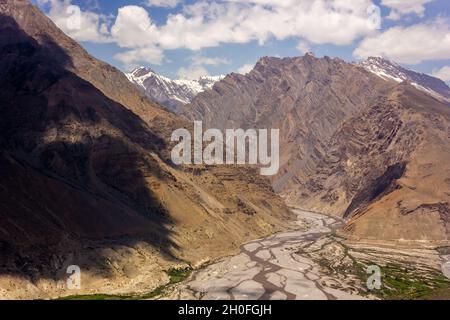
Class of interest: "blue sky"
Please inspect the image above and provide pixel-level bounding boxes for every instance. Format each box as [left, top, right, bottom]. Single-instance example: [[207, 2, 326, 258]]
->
[[34, 0, 450, 82]]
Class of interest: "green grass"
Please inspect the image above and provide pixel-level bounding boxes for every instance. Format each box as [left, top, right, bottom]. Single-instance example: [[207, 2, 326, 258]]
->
[[374, 264, 450, 300], [59, 267, 192, 300], [311, 239, 450, 300], [167, 267, 192, 284], [340, 260, 450, 300], [58, 294, 133, 301]]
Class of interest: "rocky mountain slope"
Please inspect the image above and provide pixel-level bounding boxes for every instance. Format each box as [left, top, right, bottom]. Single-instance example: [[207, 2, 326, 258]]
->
[[126, 67, 224, 112], [302, 84, 450, 243], [0, 0, 292, 299], [359, 56, 450, 103], [183, 54, 450, 244]]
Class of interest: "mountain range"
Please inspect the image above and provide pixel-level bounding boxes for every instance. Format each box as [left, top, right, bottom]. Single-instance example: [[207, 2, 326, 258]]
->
[[183, 54, 450, 243], [1, 0, 450, 300], [126, 67, 224, 112], [128, 55, 450, 113]]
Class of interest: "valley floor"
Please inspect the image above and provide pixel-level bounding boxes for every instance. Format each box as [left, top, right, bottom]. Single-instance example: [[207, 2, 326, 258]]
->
[[165, 210, 367, 300], [38, 210, 450, 300], [164, 210, 450, 300]]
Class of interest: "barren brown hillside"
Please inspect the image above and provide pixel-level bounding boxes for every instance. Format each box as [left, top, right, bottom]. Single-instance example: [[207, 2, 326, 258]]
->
[[0, 0, 292, 299], [184, 55, 450, 244]]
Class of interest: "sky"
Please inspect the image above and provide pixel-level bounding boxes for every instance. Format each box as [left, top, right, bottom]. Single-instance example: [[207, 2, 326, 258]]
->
[[33, 0, 450, 82]]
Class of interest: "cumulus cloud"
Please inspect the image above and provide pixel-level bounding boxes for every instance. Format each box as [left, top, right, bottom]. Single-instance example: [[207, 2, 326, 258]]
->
[[42, 0, 383, 66], [191, 55, 230, 66], [146, 0, 182, 8], [177, 65, 209, 80], [175, 54, 229, 79], [109, 0, 380, 65], [354, 20, 450, 64], [39, 0, 111, 43], [432, 66, 450, 82], [381, 0, 433, 20], [237, 63, 255, 74], [111, 6, 159, 48], [114, 46, 164, 66], [296, 41, 311, 54]]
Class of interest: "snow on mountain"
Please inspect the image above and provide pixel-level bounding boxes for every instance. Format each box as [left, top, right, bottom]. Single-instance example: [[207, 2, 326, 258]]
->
[[126, 67, 225, 112], [127, 58, 450, 112], [359, 57, 450, 103]]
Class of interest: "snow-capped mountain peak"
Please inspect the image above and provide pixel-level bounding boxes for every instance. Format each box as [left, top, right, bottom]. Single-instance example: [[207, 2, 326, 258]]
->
[[360, 57, 405, 82], [126, 68, 225, 112], [358, 57, 450, 103]]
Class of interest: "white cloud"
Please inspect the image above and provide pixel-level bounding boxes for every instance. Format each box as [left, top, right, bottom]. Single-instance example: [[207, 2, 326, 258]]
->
[[146, 0, 182, 8], [191, 55, 230, 66], [354, 20, 450, 64], [41, 0, 384, 66], [111, 6, 159, 48], [432, 66, 450, 82], [296, 41, 311, 54], [174, 54, 229, 79], [177, 65, 209, 80], [39, 0, 111, 43], [237, 63, 255, 74], [114, 46, 164, 67], [381, 0, 433, 20], [110, 6, 164, 66], [110, 0, 380, 54]]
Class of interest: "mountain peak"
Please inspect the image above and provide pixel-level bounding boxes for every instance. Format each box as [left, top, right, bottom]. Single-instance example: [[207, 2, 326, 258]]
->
[[125, 68, 225, 112], [366, 56, 396, 63], [130, 66, 155, 77], [359, 56, 450, 102], [364, 56, 406, 72]]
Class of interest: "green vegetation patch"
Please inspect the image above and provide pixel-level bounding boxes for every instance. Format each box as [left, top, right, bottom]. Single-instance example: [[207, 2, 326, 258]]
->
[[59, 267, 192, 300], [309, 238, 450, 300], [374, 264, 450, 300], [167, 267, 192, 284]]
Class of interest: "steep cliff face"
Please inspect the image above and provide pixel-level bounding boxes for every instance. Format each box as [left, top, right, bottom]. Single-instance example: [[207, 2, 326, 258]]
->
[[183, 55, 394, 192], [0, 0, 292, 299], [298, 84, 450, 242], [184, 55, 450, 244]]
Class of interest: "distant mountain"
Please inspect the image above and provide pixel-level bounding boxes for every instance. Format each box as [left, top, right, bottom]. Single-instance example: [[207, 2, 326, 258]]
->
[[126, 67, 224, 112], [359, 56, 450, 103], [183, 54, 450, 243]]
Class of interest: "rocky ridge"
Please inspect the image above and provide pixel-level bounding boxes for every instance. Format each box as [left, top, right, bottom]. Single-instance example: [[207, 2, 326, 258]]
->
[[183, 54, 450, 244]]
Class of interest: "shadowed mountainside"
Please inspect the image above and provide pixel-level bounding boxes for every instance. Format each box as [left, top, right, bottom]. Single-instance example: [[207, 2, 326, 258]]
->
[[0, 0, 292, 299]]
